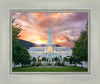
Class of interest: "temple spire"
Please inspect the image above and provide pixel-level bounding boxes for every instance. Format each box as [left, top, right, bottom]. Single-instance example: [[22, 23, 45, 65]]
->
[[47, 28, 54, 44]]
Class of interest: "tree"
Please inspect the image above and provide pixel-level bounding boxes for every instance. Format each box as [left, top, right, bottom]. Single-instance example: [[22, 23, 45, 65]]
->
[[69, 56, 73, 64], [63, 57, 66, 62], [32, 57, 36, 63], [42, 57, 46, 61], [19, 46, 31, 66], [12, 25, 22, 66], [54, 57, 59, 63], [12, 19, 31, 67], [63, 57, 69, 62], [72, 22, 88, 65]]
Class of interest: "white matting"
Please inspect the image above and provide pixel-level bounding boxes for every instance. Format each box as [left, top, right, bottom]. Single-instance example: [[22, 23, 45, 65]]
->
[[0, 0, 100, 84]]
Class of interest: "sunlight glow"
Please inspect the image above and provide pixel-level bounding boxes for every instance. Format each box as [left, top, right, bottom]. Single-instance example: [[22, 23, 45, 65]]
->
[[34, 36, 47, 44], [34, 40, 43, 44]]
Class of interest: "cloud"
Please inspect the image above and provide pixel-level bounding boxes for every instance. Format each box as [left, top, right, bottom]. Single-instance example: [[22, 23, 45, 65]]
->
[[12, 12, 88, 47]]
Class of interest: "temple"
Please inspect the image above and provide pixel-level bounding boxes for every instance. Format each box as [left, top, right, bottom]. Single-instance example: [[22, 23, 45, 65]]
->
[[28, 29, 72, 63]]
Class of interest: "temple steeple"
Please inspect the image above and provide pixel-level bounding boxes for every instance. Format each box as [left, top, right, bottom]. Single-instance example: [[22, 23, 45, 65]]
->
[[47, 28, 54, 44]]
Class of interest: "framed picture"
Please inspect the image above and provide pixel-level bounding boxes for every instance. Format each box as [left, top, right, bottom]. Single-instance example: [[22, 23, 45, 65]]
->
[[0, 0, 100, 84], [10, 9, 90, 74]]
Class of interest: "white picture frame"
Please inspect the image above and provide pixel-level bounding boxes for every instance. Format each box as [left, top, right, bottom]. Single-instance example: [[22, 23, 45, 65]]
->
[[0, 0, 100, 84], [10, 9, 90, 74]]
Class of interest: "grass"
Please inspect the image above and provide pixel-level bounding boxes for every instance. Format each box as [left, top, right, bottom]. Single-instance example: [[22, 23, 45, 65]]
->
[[12, 66, 88, 72]]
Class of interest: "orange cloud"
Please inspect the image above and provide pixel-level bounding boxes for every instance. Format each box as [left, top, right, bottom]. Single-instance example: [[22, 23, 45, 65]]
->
[[54, 36, 67, 44], [33, 36, 47, 44], [20, 15, 26, 21], [31, 13, 49, 20], [63, 13, 73, 16], [13, 12, 88, 48], [51, 13, 61, 18]]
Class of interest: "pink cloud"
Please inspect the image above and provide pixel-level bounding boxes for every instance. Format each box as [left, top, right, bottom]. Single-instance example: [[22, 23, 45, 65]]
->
[[13, 12, 88, 48]]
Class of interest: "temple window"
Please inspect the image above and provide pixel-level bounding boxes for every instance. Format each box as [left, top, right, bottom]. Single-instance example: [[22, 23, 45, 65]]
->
[[48, 46, 52, 52]]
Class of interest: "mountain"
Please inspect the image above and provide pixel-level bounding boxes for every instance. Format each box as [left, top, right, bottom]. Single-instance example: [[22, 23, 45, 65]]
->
[[18, 39, 35, 49], [18, 39, 61, 49], [56, 45, 61, 47]]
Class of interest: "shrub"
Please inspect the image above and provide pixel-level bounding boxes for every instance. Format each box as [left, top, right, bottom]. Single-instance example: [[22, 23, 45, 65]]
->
[[47, 63, 52, 66], [32, 57, 36, 63], [36, 63, 42, 66], [55, 62, 64, 66], [31, 63, 36, 66], [42, 57, 46, 61]]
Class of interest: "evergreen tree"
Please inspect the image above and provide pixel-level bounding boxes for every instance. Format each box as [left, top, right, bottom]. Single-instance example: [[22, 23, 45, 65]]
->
[[69, 56, 73, 64], [63, 57, 69, 62], [42, 57, 46, 61], [32, 57, 36, 63], [12, 19, 31, 67], [72, 23, 88, 64], [54, 57, 59, 62]]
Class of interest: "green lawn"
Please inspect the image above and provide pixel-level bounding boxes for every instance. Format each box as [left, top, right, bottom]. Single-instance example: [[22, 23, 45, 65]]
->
[[12, 66, 88, 72]]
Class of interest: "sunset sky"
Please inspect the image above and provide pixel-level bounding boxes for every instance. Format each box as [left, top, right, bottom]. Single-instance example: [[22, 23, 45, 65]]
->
[[12, 12, 88, 48]]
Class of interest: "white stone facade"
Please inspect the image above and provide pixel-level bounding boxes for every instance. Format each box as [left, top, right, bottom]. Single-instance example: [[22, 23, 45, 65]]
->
[[28, 29, 72, 63]]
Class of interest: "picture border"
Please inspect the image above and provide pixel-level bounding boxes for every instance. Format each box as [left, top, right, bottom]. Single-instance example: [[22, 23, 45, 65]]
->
[[9, 9, 91, 75]]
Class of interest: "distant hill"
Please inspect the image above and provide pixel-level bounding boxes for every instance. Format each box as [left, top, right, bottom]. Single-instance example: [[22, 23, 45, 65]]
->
[[18, 39, 61, 49], [18, 39, 35, 49], [56, 45, 61, 47]]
